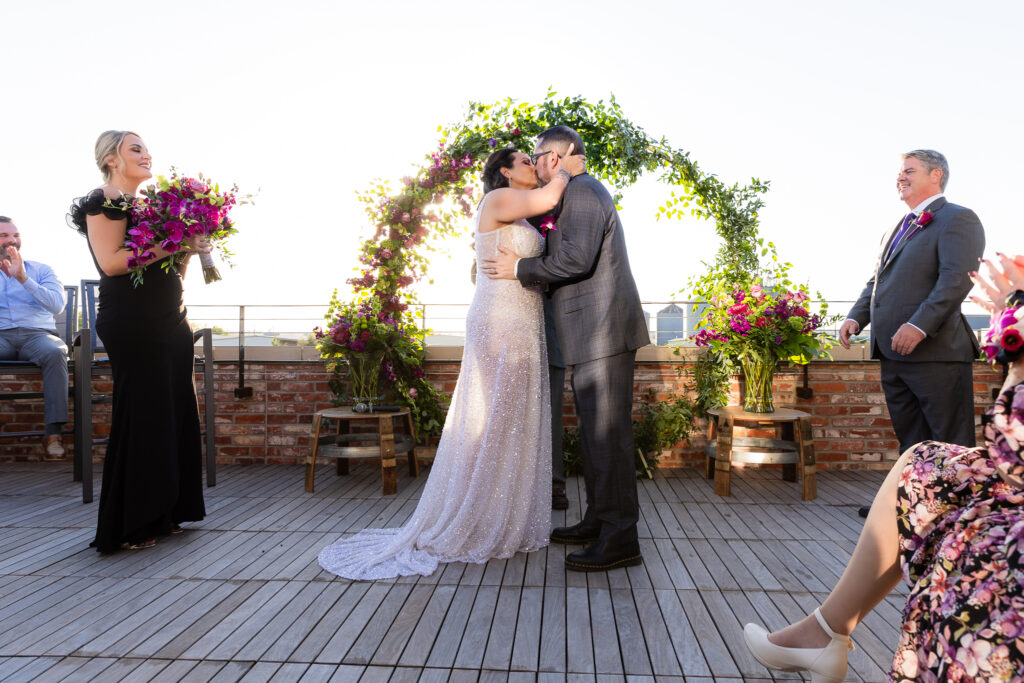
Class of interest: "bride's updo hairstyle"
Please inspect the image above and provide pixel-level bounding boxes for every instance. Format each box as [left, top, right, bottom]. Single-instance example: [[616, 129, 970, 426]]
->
[[94, 130, 140, 182], [482, 147, 518, 193]]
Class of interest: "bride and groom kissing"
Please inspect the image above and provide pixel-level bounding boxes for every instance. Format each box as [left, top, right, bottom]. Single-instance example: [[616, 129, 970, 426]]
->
[[319, 125, 650, 580]]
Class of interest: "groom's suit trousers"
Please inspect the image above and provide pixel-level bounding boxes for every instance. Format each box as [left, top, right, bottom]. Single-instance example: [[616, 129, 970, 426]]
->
[[571, 349, 640, 540]]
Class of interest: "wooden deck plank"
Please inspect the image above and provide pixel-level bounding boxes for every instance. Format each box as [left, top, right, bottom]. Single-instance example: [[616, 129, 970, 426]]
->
[[588, 588, 623, 675], [207, 580, 308, 660], [396, 584, 457, 667], [482, 586, 522, 670], [425, 585, 477, 669], [345, 583, 415, 664], [0, 463, 901, 681], [178, 581, 290, 660], [453, 585, 499, 669], [313, 582, 392, 664], [510, 586, 543, 671]]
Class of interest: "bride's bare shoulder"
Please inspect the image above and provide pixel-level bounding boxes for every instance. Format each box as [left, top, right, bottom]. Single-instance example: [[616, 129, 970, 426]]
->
[[478, 190, 513, 234]]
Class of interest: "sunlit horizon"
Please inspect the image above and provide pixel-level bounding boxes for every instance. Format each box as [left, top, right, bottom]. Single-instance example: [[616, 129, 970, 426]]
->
[[3, 0, 1019, 334]]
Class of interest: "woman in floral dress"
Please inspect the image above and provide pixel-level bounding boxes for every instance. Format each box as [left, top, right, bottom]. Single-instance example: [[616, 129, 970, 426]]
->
[[743, 252, 1024, 681]]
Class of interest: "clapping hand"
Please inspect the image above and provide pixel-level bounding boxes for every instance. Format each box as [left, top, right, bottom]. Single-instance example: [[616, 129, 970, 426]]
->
[[0, 246, 27, 283], [970, 253, 1024, 314]]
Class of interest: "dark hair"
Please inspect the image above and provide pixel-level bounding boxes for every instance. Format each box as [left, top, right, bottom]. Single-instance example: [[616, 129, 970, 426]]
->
[[482, 147, 518, 193], [0, 216, 11, 224], [537, 125, 585, 157]]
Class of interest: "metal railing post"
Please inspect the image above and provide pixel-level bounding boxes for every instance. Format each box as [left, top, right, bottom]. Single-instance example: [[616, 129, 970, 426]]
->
[[234, 305, 253, 399]]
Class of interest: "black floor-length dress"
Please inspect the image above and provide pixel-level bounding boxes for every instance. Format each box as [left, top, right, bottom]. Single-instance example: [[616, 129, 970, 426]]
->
[[69, 189, 205, 552]]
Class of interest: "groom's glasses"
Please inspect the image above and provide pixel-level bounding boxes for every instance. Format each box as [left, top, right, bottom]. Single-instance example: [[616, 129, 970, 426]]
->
[[529, 150, 563, 164]]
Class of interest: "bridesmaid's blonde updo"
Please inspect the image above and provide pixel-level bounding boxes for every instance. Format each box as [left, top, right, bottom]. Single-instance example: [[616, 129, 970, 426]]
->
[[94, 130, 140, 182]]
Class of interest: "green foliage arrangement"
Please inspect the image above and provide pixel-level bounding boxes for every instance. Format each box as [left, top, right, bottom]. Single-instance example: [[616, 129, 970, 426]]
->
[[561, 428, 583, 478], [321, 90, 769, 438], [632, 389, 696, 478]]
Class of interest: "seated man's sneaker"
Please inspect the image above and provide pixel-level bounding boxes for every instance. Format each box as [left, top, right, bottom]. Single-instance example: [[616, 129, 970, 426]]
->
[[44, 435, 64, 457]]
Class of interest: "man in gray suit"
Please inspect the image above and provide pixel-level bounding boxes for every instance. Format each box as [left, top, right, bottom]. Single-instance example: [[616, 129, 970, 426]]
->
[[841, 150, 984, 515], [482, 126, 650, 571]]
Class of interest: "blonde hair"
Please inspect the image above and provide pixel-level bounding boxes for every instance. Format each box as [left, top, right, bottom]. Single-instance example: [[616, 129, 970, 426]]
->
[[94, 130, 141, 182]]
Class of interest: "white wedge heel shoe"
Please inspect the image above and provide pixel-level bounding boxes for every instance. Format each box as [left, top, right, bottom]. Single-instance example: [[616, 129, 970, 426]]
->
[[743, 607, 853, 683]]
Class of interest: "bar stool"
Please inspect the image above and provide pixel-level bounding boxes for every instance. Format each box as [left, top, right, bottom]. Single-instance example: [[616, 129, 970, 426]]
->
[[305, 406, 418, 495], [704, 406, 817, 500]]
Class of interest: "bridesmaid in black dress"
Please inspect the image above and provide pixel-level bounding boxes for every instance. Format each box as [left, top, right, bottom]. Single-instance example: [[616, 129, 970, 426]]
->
[[68, 130, 207, 552]]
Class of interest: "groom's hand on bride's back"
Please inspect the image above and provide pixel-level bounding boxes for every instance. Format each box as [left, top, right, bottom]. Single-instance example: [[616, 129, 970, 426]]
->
[[481, 247, 518, 280]]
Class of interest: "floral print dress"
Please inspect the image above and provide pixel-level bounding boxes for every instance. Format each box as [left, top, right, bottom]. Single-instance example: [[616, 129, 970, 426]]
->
[[892, 381, 1024, 681]]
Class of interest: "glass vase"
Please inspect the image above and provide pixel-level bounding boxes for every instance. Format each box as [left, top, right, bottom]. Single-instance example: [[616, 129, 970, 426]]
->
[[741, 351, 776, 413], [345, 349, 385, 404]]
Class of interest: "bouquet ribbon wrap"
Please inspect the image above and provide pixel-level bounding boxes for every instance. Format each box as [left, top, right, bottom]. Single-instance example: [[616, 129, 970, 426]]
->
[[199, 252, 222, 284]]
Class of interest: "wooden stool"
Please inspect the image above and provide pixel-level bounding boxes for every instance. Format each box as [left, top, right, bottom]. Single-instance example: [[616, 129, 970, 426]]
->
[[704, 406, 817, 500], [305, 407, 418, 495]]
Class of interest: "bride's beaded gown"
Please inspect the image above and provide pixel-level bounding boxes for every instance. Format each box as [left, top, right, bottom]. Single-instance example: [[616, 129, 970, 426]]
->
[[318, 217, 551, 580]]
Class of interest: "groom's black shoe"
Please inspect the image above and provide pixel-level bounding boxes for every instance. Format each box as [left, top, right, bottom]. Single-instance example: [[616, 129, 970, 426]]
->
[[550, 521, 600, 545], [552, 487, 569, 511], [858, 506, 870, 518], [565, 538, 643, 572]]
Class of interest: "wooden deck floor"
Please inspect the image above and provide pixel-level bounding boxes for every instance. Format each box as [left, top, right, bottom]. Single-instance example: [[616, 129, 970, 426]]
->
[[0, 462, 904, 682]]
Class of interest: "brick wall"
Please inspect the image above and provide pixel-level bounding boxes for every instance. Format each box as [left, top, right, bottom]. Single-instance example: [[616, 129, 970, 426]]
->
[[0, 349, 1006, 471]]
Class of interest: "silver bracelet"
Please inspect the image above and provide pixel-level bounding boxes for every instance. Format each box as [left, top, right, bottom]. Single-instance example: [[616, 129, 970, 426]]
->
[[557, 169, 571, 183]]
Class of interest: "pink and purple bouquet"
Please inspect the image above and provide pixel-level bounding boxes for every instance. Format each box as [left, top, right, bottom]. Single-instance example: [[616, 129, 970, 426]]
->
[[126, 171, 248, 286], [692, 281, 835, 364], [981, 296, 1024, 365]]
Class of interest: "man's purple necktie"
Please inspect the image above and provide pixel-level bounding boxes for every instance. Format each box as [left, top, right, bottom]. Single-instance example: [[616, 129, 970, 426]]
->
[[885, 212, 916, 261]]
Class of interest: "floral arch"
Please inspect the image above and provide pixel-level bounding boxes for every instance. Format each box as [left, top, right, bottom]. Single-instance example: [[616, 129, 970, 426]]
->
[[317, 91, 770, 437]]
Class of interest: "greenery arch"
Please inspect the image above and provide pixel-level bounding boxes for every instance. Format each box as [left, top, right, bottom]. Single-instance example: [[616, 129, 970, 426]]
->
[[317, 91, 771, 437]]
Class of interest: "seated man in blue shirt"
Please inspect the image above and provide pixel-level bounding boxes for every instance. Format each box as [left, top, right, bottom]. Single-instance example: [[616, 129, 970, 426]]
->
[[0, 217, 69, 457]]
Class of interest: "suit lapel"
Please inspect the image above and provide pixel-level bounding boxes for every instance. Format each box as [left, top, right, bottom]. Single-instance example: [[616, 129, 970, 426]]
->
[[877, 218, 905, 274], [879, 197, 949, 274]]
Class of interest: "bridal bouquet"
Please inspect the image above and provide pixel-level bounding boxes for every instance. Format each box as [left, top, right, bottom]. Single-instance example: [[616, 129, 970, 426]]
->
[[125, 171, 248, 286]]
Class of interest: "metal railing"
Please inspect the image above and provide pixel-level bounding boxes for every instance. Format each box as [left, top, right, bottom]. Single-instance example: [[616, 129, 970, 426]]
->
[[186, 299, 993, 351]]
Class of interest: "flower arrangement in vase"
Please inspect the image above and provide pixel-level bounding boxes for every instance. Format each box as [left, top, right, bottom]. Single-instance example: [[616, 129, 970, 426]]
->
[[693, 280, 836, 412]]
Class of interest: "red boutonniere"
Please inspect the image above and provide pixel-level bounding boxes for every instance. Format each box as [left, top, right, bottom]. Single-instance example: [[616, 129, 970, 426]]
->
[[539, 214, 557, 237], [905, 210, 936, 242]]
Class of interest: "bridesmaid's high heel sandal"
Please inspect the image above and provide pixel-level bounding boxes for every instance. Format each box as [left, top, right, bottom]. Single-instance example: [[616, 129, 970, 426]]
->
[[743, 607, 853, 683], [120, 539, 156, 550]]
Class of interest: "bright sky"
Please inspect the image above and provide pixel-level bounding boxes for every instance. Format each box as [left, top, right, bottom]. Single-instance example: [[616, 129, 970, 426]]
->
[[3, 0, 1020, 326]]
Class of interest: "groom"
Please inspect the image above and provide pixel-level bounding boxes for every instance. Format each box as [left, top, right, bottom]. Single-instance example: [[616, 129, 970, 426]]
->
[[482, 125, 650, 571]]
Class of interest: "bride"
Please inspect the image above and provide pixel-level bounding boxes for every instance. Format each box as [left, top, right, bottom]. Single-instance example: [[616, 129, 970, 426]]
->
[[318, 145, 584, 580]]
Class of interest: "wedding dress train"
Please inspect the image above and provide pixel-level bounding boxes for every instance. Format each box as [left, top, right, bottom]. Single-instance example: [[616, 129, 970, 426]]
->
[[318, 217, 551, 580]]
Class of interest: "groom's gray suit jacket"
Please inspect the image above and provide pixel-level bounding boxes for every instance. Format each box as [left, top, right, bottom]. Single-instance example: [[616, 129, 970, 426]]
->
[[517, 174, 649, 364], [846, 197, 984, 362], [517, 173, 648, 542]]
